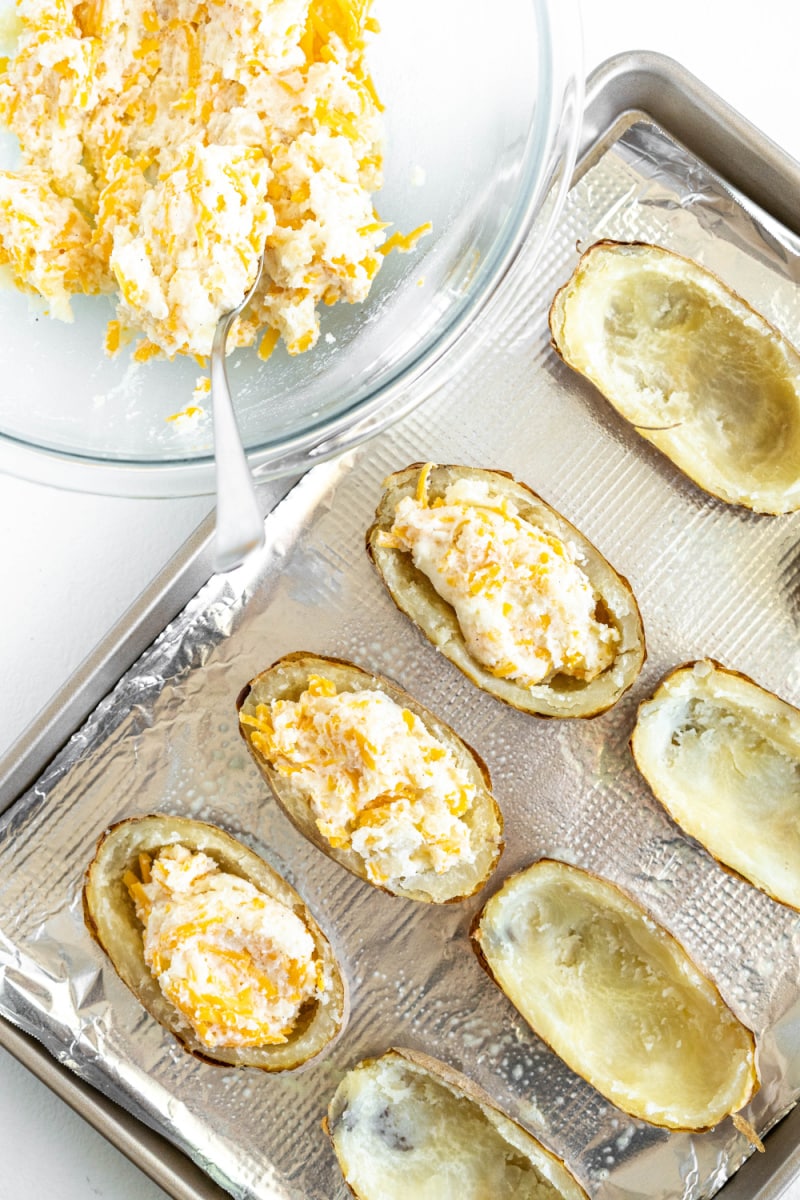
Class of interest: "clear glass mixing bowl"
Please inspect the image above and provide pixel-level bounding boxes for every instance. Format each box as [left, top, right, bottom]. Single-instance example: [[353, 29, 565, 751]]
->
[[0, 0, 583, 496]]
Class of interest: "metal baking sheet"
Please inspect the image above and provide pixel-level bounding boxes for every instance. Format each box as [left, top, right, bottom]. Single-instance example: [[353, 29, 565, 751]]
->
[[2, 51, 800, 1200]]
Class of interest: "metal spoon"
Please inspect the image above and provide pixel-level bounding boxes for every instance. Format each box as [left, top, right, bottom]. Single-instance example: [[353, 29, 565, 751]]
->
[[209, 255, 267, 573]]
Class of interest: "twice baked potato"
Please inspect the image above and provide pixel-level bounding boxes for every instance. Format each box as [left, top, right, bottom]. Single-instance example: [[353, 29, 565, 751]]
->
[[549, 240, 800, 514], [631, 659, 800, 911], [472, 859, 758, 1131], [325, 1048, 588, 1200], [366, 463, 645, 718], [237, 652, 503, 903], [83, 814, 345, 1069]]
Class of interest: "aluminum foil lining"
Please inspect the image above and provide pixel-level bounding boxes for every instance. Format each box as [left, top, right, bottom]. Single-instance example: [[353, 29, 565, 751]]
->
[[2, 120, 800, 1200]]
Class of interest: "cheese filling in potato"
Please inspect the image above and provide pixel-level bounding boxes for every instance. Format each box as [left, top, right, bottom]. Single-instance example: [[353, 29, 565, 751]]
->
[[381, 474, 620, 687], [125, 843, 323, 1049], [240, 674, 478, 885]]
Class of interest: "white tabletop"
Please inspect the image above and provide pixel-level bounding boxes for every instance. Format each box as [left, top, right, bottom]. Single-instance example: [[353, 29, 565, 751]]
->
[[2, 4, 800, 1198]]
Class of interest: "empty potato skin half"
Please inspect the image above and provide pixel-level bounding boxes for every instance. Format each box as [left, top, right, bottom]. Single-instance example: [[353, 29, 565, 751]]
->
[[549, 240, 800, 514], [472, 859, 758, 1131], [366, 463, 645, 718], [237, 652, 503, 903], [83, 814, 346, 1069], [631, 659, 800, 911], [325, 1048, 589, 1200]]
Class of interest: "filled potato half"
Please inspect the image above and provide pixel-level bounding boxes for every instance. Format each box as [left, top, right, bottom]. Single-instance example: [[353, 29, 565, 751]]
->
[[366, 463, 645, 718], [237, 652, 503, 902], [325, 1048, 588, 1200], [472, 859, 758, 1131], [631, 659, 800, 911], [549, 240, 800, 514], [83, 814, 345, 1069]]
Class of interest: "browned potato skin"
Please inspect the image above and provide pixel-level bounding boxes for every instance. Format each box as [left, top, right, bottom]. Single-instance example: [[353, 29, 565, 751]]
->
[[366, 464, 646, 719], [237, 651, 503, 903], [470, 858, 759, 1133], [548, 240, 800, 514], [325, 1047, 590, 1200], [83, 814, 346, 1070], [630, 659, 800, 911]]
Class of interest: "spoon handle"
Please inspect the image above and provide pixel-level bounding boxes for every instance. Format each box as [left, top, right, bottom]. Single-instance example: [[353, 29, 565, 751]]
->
[[210, 310, 265, 573]]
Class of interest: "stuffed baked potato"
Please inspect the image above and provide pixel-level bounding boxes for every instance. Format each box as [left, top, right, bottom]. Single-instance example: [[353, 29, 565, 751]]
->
[[83, 814, 345, 1069], [366, 463, 645, 718], [238, 652, 503, 903]]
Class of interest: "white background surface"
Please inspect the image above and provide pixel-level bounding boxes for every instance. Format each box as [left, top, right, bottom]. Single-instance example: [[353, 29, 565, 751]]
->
[[2, 3, 800, 1197]]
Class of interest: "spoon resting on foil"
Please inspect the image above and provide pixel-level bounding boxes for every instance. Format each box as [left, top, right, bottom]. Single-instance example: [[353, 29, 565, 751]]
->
[[209, 255, 267, 573]]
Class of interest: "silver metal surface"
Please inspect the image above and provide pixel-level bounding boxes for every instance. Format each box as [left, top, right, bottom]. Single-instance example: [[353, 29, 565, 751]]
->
[[0, 476, 296, 812], [577, 52, 800, 239], [2, 52, 800, 1200]]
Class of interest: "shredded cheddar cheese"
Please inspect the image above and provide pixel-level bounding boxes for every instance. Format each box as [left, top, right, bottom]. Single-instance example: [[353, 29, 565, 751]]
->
[[378, 221, 432, 256], [240, 675, 478, 886], [380, 468, 620, 688], [126, 843, 322, 1050], [0, 0, 405, 359]]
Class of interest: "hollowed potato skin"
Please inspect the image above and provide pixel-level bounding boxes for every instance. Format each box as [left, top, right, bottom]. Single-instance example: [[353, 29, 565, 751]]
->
[[631, 659, 800, 911], [325, 1047, 589, 1200], [472, 858, 759, 1131], [549, 240, 800, 514]]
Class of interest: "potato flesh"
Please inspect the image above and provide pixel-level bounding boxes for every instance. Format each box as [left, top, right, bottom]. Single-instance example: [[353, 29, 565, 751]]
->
[[632, 663, 800, 909], [329, 1054, 585, 1200], [475, 861, 756, 1129], [550, 243, 800, 513]]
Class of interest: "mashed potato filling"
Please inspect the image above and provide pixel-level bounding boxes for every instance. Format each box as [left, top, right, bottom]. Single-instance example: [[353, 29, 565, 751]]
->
[[125, 843, 322, 1049], [0, 0, 387, 357], [240, 675, 477, 885], [382, 472, 620, 688]]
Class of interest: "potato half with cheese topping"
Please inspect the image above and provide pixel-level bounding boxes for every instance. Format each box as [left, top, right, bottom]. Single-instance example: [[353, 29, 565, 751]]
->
[[237, 652, 503, 902], [472, 859, 758, 1131], [631, 659, 800, 911], [83, 815, 345, 1069], [366, 464, 645, 718], [549, 241, 800, 514], [325, 1048, 589, 1200]]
